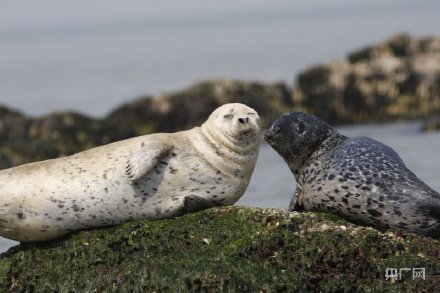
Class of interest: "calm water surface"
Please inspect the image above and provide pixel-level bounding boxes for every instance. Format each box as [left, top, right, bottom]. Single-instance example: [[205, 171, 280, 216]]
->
[[1, 122, 439, 253]]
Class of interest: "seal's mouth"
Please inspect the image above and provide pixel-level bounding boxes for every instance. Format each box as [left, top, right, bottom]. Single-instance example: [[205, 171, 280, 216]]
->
[[235, 123, 260, 139], [240, 129, 253, 136], [263, 126, 280, 144]]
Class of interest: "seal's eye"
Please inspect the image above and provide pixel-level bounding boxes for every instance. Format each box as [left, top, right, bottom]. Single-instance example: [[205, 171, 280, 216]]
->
[[223, 114, 233, 119], [296, 122, 305, 134]]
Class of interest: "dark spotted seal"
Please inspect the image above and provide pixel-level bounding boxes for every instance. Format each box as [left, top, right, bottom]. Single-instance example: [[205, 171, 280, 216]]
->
[[0, 103, 260, 242], [264, 112, 440, 237]]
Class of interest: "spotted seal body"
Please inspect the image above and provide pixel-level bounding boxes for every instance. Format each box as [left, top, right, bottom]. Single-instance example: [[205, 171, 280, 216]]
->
[[265, 112, 440, 237], [0, 103, 260, 242]]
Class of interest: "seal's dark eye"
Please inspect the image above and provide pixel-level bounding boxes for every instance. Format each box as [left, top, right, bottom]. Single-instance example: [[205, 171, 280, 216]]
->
[[223, 114, 233, 119], [296, 122, 305, 134]]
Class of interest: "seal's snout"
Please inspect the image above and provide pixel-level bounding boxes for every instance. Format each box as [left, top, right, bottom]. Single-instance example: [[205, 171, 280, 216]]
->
[[237, 117, 249, 124], [263, 125, 280, 141]]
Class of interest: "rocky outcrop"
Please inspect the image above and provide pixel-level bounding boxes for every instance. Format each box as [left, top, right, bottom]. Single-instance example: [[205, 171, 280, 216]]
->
[[1, 207, 439, 291], [292, 34, 440, 124], [108, 79, 291, 134]]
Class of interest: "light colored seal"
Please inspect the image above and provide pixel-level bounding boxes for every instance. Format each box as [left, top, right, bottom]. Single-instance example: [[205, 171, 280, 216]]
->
[[264, 112, 440, 237], [0, 103, 260, 242]]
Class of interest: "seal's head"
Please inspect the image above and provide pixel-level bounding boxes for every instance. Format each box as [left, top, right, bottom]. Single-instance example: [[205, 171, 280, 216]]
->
[[264, 112, 338, 173], [205, 103, 260, 143]]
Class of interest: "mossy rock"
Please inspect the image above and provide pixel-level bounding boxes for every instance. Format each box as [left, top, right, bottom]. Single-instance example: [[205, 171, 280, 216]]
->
[[1, 206, 439, 291]]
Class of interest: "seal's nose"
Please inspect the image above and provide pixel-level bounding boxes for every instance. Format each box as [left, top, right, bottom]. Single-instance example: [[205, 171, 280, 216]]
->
[[238, 117, 249, 124], [263, 126, 280, 140]]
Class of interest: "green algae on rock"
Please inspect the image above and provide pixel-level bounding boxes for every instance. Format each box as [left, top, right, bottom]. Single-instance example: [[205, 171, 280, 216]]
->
[[1, 207, 439, 292]]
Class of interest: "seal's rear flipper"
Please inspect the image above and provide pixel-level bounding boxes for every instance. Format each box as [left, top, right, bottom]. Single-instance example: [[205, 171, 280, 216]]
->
[[126, 141, 172, 181]]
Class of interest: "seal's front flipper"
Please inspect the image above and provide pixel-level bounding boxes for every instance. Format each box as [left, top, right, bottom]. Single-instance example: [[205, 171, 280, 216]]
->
[[182, 195, 219, 214], [289, 188, 304, 212], [126, 141, 172, 181]]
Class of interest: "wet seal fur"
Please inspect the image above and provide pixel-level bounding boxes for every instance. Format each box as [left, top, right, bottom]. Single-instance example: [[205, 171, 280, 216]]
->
[[265, 112, 440, 237], [0, 103, 260, 242]]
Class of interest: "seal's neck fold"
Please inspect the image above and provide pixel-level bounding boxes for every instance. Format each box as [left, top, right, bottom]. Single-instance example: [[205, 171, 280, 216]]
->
[[291, 130, 347, 181], [192, 123, 259, 177], [312, 130, 347, 160]]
